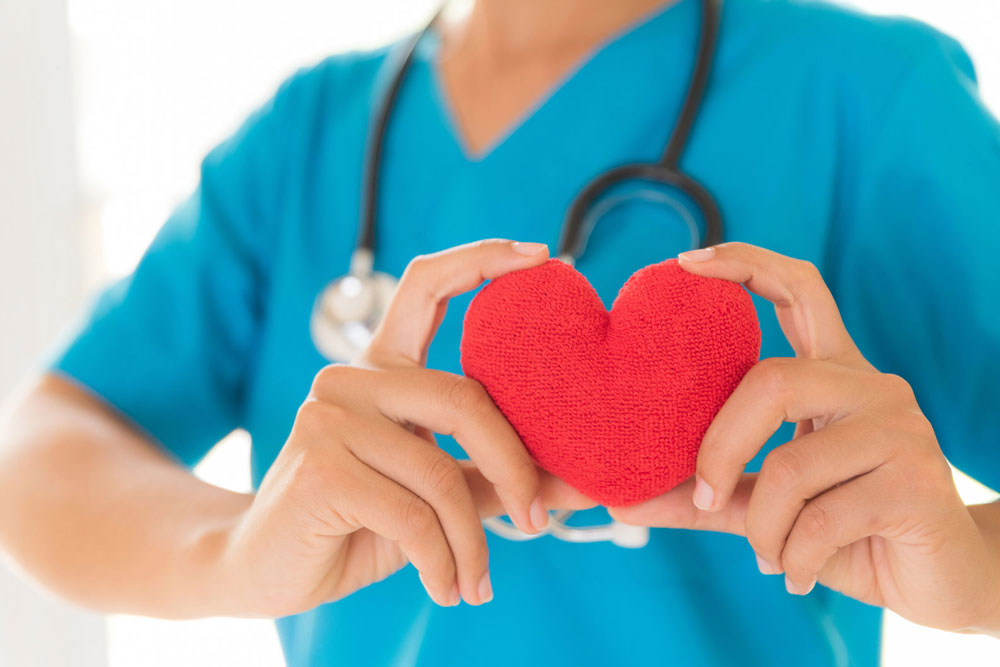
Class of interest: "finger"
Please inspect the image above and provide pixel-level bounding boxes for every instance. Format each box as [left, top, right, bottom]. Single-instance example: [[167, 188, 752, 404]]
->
[[344, 418, 491, 605], [780, 466, 904, 596], [695, 358, 872, 511], [325, 449, 459, 607], [311, 365, 545, 535], [366, 367, 546, 536], [609, 474, 756, 536], [677, 242, 865, 364], [744, 417, 895, 575], [366, 239, 549, 367], [459, 461, 597, 518]]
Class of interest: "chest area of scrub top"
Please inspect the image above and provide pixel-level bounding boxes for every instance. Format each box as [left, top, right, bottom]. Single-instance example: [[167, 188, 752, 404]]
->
[[378, 0, 714, 292], [244, 0, 838, 481]]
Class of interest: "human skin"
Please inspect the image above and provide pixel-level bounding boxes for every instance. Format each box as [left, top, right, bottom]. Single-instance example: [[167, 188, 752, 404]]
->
[[0, 0, 680, 620], [435, 0, 672, 155], [0, 240, 595, 617], [3, 240, 1000, 631], [611, 242, 1000, 636], [3, 0, 1000, 637]]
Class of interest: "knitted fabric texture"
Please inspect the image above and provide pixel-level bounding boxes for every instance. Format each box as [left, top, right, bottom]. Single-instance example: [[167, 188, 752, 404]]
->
[[460, 258, 761, 506]]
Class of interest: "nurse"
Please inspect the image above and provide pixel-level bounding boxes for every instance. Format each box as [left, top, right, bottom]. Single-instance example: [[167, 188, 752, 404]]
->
[[1, 0, 999, 665]]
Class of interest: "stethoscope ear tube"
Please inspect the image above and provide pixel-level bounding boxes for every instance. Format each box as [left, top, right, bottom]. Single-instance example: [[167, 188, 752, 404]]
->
[[557, 163, 724, 259], [557, 0, 724, 260], [313, 0, 725, 549], [357, 9, 445, 257], [661, 0, 722, 169]]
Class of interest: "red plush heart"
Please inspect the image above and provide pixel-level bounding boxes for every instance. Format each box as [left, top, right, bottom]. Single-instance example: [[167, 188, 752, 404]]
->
[[460, 258, 761, 506]]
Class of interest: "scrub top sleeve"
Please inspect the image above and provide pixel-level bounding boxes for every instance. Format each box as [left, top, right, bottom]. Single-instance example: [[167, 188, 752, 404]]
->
[[49, 69, 309, 468], [829, 28, 1000, 489]]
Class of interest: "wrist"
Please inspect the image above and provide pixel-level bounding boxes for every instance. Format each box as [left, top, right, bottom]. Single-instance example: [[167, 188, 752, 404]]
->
[[965, 502, 1000, 636], [177, 492, 254, 618]]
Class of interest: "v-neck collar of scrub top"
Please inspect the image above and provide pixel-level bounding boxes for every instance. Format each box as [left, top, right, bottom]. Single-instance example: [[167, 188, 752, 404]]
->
[[418, 0, 700, 165], [383, 0, 703, 239], [368, 0, 710, 314]]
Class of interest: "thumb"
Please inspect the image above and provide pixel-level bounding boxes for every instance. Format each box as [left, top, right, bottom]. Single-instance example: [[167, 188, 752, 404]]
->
[[608, 474, 756, 537], [365, 239, 549, 368]]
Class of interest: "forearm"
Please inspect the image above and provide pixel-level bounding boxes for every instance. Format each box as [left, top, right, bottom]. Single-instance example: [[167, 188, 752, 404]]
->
[[0, 375, 252, 618]]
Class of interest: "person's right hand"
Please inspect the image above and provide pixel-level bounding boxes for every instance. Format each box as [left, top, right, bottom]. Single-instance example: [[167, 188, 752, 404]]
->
[[216, 240, 595, 617]]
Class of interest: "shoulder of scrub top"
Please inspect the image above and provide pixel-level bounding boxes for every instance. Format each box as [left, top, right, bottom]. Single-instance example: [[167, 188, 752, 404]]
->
[[255, 40, 396, 138], [721, 0, 977, 105], [255, 2, 975, 152]]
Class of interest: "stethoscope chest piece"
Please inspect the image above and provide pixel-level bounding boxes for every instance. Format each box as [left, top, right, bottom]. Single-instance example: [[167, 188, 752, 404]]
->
[[308, 0, 723, 547], [310, 249, 399, 363]]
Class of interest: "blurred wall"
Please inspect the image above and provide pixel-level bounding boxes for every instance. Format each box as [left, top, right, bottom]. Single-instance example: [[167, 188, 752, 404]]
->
[[0, 0, 105, 665]]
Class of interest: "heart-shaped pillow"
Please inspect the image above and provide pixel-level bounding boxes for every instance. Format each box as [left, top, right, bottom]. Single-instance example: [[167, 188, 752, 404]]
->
[[460, 258, 761, 506]]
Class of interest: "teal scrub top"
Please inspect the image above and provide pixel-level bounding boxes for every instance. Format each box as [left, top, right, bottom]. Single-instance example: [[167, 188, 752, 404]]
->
[[51, 0, 1000, 665]]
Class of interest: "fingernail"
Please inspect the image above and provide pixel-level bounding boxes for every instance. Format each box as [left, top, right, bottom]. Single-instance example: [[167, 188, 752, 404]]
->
[[755, 555, 781, 575], [692, 475, 715, 511], [785, 576, 816, 596], [678, 247, 715, 262], [448, 583, 460, 606], [477, 572, 493, 604], [512, 241, 547, 256], [530, 496, 549, 532], [420, 573, 449, 607]]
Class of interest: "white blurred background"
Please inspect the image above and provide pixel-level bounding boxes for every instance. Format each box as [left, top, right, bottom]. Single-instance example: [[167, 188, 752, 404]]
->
[[1, 0, 998, 665]]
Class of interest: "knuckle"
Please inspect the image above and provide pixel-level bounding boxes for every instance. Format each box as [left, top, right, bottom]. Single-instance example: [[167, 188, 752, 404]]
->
[[441, 375, 492, 418], [287, 455, 332, 499], [761, 447, 807, 492], [748, 357, 790, 397], [798, 502, 837, 542], [312, 363, 347, 389], [294, 399, 325, 429], [401, 253, 437, 284], [788, 260, 827, 306], [284, 444, 343, 501], [898, 410, 936, 444], [795, 259, 822, 282], [790, 259, 824, 293], [422, 454, 466, 501], [400, 494, 436, 541], [294, 399, 350, 439], [873, 374, 937, 439], [879, 373, 918, 406]]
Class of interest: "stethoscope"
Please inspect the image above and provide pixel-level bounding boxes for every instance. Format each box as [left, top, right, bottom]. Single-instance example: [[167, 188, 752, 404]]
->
[[311, 0, 723, 549]]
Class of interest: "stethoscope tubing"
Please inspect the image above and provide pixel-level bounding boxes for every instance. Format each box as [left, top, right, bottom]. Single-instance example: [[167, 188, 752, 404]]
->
[[358, 0, 724, 261], [558, 161, 723, 258], [318, 0, 726, 548]]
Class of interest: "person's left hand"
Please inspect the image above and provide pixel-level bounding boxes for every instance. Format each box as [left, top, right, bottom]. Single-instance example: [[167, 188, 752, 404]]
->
[[609, 242, 1000, 633]]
